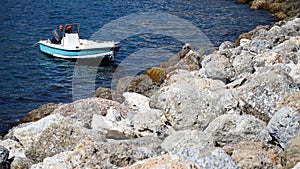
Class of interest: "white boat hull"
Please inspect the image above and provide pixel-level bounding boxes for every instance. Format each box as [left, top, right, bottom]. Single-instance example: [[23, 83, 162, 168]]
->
[[39, 40, 120, 59]]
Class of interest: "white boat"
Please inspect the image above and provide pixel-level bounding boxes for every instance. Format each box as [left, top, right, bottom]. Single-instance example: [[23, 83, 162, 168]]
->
[[38, 23, 120, 59]]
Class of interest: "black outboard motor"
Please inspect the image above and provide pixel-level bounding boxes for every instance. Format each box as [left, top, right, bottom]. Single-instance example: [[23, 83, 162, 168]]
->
[[51, 29, 63, 44]]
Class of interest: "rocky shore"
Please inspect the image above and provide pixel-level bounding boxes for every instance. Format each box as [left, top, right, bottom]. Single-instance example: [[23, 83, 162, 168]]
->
[[236, 0, 300, 20], [1, 15, 300, 169]]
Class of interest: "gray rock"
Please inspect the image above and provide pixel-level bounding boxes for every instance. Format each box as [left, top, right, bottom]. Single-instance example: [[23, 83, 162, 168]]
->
[[202, 53, 235, 82], [281, 18, 300, 37], [161, 130, 214, 154], [179, 146, 239, 169], [288, 64, 300, 85], [235, 65, 299, 122], [268, 25, 287, 45], [219, 41, 234, 51], [271, 37, 300, 64], [161, 130, 238, 168], [204, 114, 271, 146], [232, 51, 255, 78], [268, 107, 300, 148], [166, 50, 205, 73], [249, 38, 273, 54]]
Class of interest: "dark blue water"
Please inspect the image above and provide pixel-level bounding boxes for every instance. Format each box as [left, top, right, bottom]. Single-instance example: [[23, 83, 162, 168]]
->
[[0, 0, 275, 135]]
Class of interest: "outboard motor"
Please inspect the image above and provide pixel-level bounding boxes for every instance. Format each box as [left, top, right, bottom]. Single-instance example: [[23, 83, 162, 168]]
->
[[51, 29, 63, 44]]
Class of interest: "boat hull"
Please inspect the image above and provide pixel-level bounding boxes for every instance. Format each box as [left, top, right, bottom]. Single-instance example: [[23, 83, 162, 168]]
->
[[39, 41, 120, 59]]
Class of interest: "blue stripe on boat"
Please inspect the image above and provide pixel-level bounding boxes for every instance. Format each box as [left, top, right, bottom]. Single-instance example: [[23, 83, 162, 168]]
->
[[39, 44, 112, 57]]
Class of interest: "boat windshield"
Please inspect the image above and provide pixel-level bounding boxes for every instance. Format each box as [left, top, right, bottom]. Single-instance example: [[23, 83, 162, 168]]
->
[[64, 24, 79, 34]]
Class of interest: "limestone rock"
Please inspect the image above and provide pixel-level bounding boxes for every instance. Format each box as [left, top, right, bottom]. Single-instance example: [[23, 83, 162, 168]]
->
[[223, 142, 283, 169], [25, 117, 105, 163], [150, 72, 236, 130], [282, 133, 300, 169], [204, 114, 271, 146], [31, 136, 163, 168], [268, 107, 300, 148], [18, 103, 60, 124], [4, 114, 64, 151], [52, 97, 128, 125]]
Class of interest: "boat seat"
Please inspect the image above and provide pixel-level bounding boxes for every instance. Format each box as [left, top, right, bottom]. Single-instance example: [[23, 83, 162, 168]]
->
[[63, 33, 80, 48]]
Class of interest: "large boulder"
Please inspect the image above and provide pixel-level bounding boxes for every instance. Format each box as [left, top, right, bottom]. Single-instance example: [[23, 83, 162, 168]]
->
[[150, 69, 238, 130], [52, 97, 128, 125], [4, 114, 64, 151], [204, 114, 271, 146], [31, 136, 163, 168], [235, 65, 299, 122], [25, 117, 105, 163]]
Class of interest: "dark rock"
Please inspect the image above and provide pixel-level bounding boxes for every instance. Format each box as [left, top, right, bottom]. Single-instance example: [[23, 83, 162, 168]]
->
[[0, 146, 13, 169], [95, 87, 125, 103], [116, 74, 159, 98], [18, 103, 60, 124]]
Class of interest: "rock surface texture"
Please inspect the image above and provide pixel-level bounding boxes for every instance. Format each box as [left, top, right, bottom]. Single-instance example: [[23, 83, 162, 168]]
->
[[1, 17, 300, 169]]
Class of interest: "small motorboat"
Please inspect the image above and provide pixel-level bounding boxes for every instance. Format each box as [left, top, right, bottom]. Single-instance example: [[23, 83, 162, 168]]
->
[[38, 23, 120, 59]]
